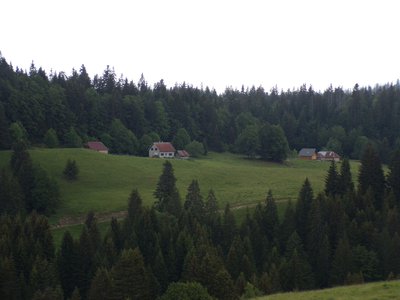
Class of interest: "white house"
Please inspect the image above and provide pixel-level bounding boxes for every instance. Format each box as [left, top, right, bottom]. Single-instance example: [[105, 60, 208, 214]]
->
[[149, 142, 176, 158]]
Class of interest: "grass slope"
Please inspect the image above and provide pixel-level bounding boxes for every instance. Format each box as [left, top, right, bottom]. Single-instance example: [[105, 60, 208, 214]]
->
[[0, 149, 359, 225], [253, 280, 400, 299]]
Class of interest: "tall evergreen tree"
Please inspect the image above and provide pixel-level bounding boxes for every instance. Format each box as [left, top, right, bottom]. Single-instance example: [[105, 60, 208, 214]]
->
[[88, 268, 112, 300], [325, 161, 340, 197], [58, 231, 79, 299], [184, 180, 204, 219], [295, 178, 314, 242], [358, 144, 385, 209], [154, 161, 182, 217], [387, 149, 400, 205], [338, 158, 354, 195], [111, 248, 151, 300], [263, 190, 279, 244]]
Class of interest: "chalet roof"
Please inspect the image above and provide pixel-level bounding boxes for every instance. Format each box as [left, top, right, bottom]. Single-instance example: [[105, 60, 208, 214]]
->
[[177, 150, 190, 157], [86, 141, 108, 151], [153, 142, 176, 153], [318, 151, 340, 158], [299, 148, 316, 157]]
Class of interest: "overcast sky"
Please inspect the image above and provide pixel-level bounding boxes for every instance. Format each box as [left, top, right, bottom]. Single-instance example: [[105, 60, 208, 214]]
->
[[1, 0, 399, 93]]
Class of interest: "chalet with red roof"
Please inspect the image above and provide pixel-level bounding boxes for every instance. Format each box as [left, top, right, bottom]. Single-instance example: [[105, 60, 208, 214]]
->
[[86, 141, 109, 154], [149, 142, 176, 158], [317, 151, 340, 162]]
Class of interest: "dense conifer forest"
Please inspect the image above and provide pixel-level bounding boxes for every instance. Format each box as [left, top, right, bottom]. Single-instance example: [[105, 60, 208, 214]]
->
[[1, 53, 400, 162], [1, 53, 400, 299]]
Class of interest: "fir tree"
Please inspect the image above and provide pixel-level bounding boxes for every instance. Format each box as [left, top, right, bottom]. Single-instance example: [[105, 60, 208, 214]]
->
[[263, 190, 279, 243], [154, 161, 182, 217], [325, 161, 339, 197], [184, 180, 204, 219], [88, 268, 112, 300], [63, 159, 79, 180], [387, 149, 400, 205], [296, 178, 314, 242], [111, 248, 151, 300], [58, 231, 79, 299], [358, 144, 385, 209], [338, 158, 354, 195]]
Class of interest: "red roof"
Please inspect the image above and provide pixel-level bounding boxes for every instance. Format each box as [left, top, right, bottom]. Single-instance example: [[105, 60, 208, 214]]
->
[[177, 150, 190, 157], [153, 142, 175, 152], [86, 141, 108, 151], [318, 151, 340, 158]]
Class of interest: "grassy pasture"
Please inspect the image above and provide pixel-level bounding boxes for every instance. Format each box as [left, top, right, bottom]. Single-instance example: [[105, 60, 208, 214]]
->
[[253, 280, 400, 299], [0, 148, 360, 226]]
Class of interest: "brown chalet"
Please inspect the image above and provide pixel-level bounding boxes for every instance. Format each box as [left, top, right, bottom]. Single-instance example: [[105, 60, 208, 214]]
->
[[298, 148, 317, 160], [86, 141, 109, 154], [149, 142, 176, 158]]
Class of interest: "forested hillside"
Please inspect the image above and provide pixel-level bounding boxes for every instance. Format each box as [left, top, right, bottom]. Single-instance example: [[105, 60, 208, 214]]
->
[[1, 53, 400, 162]]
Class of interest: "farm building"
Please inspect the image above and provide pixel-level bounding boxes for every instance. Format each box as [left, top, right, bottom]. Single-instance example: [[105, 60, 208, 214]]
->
[[176, 150, 190, 159], [86, 141, 109, 154], [149, 142, 176, 158], [317, 151, 340, 162], [299, 148, 317, 160]]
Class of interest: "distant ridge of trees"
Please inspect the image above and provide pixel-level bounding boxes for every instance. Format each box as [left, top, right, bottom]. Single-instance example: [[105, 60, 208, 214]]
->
[[1, 53, 400, 162]]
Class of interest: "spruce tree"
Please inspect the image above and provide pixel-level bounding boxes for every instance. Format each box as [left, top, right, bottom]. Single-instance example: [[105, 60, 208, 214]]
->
[[154, 161, 182, 217], [325, 161, 339, 197], [295, 178, 314, 242], [88, 268, 112, 300], [387, 149, 400, 205], [330, 236, 354, 285], [263, 190, 279, 243], [111, 248, 151, 300], [358, 144, 385, 209], [184, 180, 204, 219], [58, 231, 80, 299], [63, 159, 79, 180], [339, 158, 354, 195]]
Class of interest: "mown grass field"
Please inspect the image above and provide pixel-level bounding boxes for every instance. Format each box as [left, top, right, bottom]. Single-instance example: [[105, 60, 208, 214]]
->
[[253, 280, 400, 299], [0, 148, 360, 226]]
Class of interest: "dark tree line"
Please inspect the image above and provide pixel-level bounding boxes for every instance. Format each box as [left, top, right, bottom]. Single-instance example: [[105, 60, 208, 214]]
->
[[1, 147, 400, 299], [1, 53, 400, 161]]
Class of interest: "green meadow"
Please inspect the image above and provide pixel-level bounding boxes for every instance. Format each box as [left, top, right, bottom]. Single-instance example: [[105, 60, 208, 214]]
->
[[253, 280, 400, 300], [0, 148, 360, 227]]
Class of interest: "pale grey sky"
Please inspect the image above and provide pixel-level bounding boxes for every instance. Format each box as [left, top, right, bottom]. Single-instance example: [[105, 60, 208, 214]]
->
[[1, 0, 400, 93]]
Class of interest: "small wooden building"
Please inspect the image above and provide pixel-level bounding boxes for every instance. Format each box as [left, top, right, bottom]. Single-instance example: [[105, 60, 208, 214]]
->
[[149, 142, 176, 158], [299, 148, 317, 160], [176, 150, 190, 159], [86, 141, 109, 154]]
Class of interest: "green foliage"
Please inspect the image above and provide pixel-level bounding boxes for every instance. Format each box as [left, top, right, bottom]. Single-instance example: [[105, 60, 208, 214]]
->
[[235, 125, 260, 158], [358, 144, 385, 209], [44, 128, 59, 148], [186, 140, 205, 157], [154, 160, 182, 217], [173, 128, 191, 150], [387, 149, 400, 205], [259, 124, 289, 162], [9, 121, 29, 146], [184, 179, 205, 219], [63, 159, 79, 180], [64, 127, 82, 148], [160, 282, 215, 300], [110, 248, 151, 300], [325, 161, 339, 197], [109, 118, 138, 155], [0, 168, 24, 214]]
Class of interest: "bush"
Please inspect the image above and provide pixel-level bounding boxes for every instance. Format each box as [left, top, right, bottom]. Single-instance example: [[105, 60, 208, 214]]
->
[[63, 159, 79, 180]]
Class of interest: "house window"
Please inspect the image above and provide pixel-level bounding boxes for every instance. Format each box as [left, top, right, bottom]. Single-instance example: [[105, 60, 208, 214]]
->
[[169, 153, 172, 156], [151, 147, 153, 151], [161, 153, 164, 156]]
